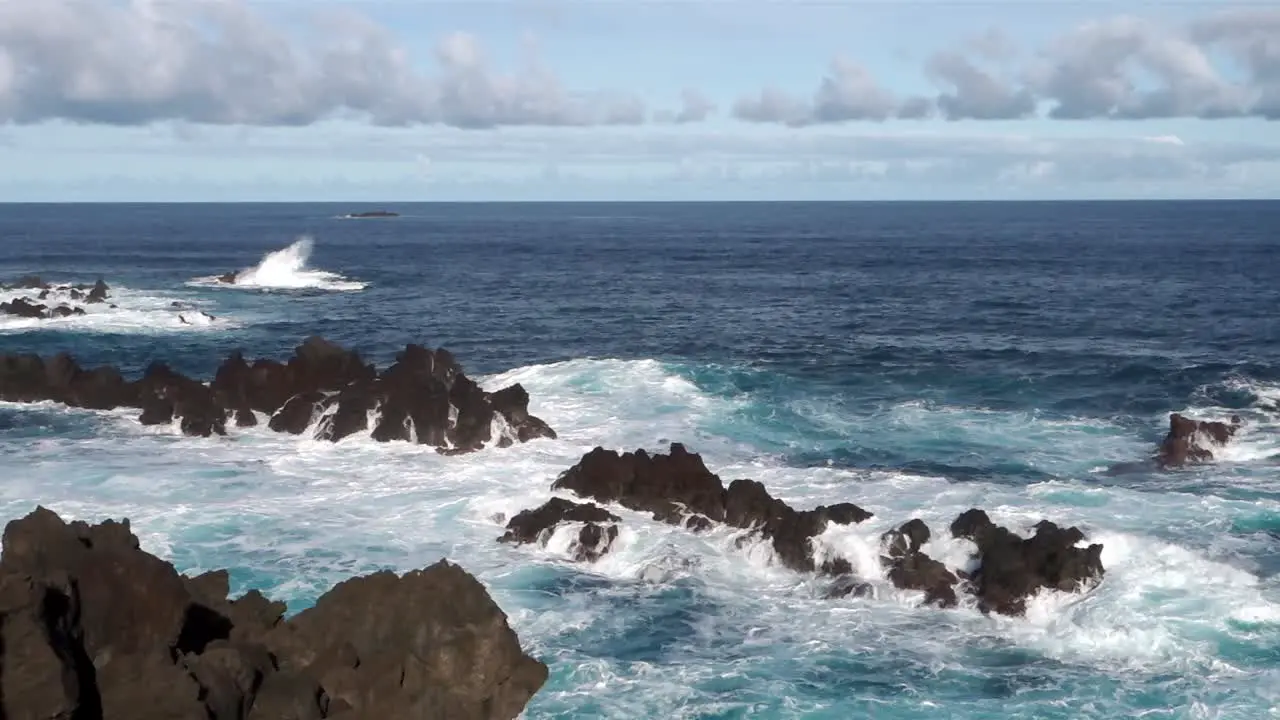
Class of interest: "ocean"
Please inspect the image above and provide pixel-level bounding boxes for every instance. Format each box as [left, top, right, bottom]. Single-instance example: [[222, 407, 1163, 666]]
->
[[1, 200, 1278, 718]]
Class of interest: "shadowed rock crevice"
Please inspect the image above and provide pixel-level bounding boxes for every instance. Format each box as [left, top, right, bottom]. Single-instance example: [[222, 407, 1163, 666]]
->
[[0, 507, 547, 719], [0, 336, 556, 455]]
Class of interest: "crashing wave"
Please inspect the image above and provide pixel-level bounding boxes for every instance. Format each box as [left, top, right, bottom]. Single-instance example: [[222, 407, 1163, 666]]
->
[[189, 236, 367, 292]]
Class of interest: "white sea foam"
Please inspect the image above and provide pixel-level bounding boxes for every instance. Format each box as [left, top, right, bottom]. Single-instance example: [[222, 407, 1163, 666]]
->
[[188, 236, 366, 292], [0, 360, 1277, 717], [0, 285, 237, 334]]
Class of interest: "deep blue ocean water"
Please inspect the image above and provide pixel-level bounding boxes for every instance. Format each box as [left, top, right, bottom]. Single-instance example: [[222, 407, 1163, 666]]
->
[[1, 201, 1278, 718]]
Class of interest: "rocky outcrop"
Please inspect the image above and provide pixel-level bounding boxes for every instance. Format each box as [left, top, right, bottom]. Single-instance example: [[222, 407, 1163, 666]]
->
[[950, 509, 1104, 615], [550, 443, 871, 573], [500, 498, 621, 562], [512, 444, 1105, 617], [0, 506, 547, 719], [1155, 412, 1242, 467], [0, 336, 556, 454], [879, 519, 958, 608], [1, 276, 108, 319]]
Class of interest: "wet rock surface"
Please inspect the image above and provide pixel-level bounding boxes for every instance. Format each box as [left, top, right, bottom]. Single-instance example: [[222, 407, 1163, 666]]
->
[[0, 506, 548, 719], [0, 336, 556, 454]]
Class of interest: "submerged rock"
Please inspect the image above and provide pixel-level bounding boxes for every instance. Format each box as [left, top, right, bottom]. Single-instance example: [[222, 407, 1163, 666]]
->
[[1155, 412, 1242, 467], [0, 506, 547, 719]]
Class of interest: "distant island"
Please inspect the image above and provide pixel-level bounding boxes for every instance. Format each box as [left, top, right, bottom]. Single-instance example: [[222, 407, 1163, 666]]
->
[[344, 210, 399, 218]]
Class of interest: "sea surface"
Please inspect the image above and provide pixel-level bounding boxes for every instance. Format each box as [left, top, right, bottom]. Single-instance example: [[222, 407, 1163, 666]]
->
[[1, 201, 1278, 719]]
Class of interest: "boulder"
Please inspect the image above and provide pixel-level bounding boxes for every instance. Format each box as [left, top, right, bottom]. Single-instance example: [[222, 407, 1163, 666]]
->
[[0, 506, 547, 720], [0, 297, 47, 318], [950, 509, 1104, 615], [500, 498, 622, 562], [1155, 412, 1242, 467], [86, 278, 110, 304], [879, 519, 957, 608]]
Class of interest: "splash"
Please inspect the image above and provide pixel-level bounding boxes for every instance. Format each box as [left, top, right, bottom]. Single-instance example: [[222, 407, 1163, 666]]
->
[[0, 285, 235, 335], [189, 236, 366, 292]]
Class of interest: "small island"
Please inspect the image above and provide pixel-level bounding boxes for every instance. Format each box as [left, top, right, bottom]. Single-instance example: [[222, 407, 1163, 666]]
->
[[344, 210, 399, 218]]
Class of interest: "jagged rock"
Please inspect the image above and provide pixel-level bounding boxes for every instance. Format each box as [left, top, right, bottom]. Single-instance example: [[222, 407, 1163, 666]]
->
[[1, 337, 555, 453], [0, 507, 547, 719], [500, 498, 622, 562], [879, 519, 957, 608], [950, 509, 1104, 615], [1155, 412, 1242, 467], [551, 444, 872, 573], [86, 278, 110, 303], [0, 297, 46, 318]]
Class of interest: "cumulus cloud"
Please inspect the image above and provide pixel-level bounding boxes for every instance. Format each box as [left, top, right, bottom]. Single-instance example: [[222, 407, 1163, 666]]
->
[[735, 9, 1280, 124], [733, 58, 923, 125], [0, 0, 646, 128]]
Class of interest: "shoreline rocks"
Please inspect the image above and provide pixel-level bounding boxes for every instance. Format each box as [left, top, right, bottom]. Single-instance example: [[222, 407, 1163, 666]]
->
[[506, 444, 1105, 617], [0, 336, 557, 453], [0, 506, 547, 719]]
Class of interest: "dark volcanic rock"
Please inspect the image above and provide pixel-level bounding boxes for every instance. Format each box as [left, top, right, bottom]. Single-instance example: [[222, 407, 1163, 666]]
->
[[950, 509, 1104, 616], [501, 498, 622, 562], [86, 277, 110, 303], [1155, 412, 1242, 467], [551, 443, 872, 573], [10, 274, 49, 289], [1, 336, 555, 453], [1, 297, 47, 318], [880, 519, 958, 608], [0, 506, 547, 720]]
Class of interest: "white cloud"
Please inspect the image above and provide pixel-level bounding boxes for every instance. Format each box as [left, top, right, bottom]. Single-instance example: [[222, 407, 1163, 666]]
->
[[0, 0, 646, 128]]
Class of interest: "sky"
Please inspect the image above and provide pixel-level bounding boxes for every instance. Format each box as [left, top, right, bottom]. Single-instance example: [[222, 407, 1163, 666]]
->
[[0, 0, 1278, 201]]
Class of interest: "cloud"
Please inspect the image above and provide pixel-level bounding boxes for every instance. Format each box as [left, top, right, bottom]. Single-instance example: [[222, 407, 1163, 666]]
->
[[733, 58, 923, 125], [0, 0, 646, 128], [735, 9, 1280, 124], [926, 50, 1036, 120]]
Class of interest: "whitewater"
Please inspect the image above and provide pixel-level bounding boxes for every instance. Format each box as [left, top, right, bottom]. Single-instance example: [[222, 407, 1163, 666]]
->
[[1, 201, 1278, 719]]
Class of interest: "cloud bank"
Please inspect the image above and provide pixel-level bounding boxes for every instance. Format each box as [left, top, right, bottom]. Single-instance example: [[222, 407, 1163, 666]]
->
[[0, 0, 646, 128], [734, 11, 1280, 124], [0, 1, 1277, 127]]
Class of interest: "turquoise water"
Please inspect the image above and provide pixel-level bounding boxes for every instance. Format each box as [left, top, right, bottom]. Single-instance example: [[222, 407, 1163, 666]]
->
[[1, 201, 1279, 718]]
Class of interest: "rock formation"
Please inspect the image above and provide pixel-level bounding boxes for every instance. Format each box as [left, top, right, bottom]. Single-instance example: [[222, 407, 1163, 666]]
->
[[1, 276, 108, 319], [506, 444, 1105, 616], [0, 336, 557, 453], [500, 498, 621, 562], [1155, 412, 1242, 467], [0, 506, 547, 719]]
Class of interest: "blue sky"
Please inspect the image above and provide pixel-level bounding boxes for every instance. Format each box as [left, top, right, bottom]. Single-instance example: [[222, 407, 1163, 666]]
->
[[0, 0, 1277, 201]]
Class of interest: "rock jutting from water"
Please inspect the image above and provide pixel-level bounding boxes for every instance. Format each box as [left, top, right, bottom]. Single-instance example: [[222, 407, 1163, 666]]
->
[[1154, 412, 1242, 467], [503, 444, 1106, 617], [0, 506, 548, 720], [0, 275, 110, 319], [0, 335, 556, 453]]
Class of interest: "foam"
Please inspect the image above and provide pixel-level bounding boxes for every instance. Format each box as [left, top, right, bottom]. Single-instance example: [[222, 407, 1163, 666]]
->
[[188, 236, 367, 292], [1, 359, 1277, 717], [0, 285, 237, 334]]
